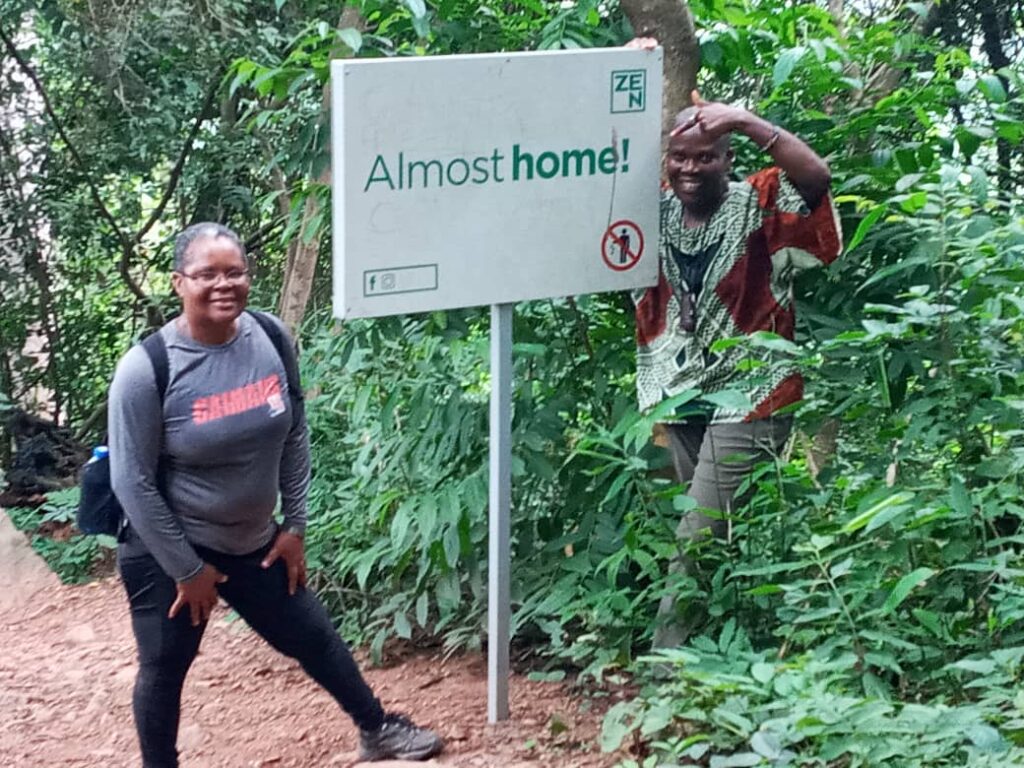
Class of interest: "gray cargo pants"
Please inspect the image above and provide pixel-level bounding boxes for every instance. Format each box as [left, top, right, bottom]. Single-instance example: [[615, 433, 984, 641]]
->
[[652, 416, 792, 648]]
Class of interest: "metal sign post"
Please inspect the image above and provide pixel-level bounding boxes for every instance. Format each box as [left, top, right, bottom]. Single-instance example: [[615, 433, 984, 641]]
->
[[487, 303, 513, 722]]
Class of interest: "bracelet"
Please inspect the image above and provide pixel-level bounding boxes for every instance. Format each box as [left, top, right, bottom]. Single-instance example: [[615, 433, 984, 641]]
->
[[761, 125, 781, 152]]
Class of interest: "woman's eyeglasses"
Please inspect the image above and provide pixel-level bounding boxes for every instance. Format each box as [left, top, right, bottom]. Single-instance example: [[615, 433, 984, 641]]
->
[[177, 269, 251, 287]]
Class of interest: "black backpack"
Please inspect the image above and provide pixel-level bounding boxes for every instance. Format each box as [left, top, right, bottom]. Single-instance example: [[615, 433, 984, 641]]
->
[[76, 311, 304, 537]]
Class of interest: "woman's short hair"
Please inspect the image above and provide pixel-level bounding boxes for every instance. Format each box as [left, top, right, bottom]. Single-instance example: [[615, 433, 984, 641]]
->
[[173, 223, 246, 271]]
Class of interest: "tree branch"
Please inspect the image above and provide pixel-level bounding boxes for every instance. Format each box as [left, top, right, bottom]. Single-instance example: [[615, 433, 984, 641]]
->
[[0, 23, 151, 305], [133, 72, 224, 244], [246, 218, 284, 250], [116, 243, 149, 306], [0, 23, 129, 250]]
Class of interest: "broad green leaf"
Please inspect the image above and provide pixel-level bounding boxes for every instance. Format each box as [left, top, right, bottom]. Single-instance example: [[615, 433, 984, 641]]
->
[[390, 500, 412, 549], [702, 389, 752, 413], [830, 557, 854, 578], [702, 40, 724, 67], [990, 647, 1024, 667], [443, 524, 461, 568], [745, 584, 783, 596], [600, 701, 636, 752], [966, 724, 1008, 753], [857, 253, 931, 293], [996, 120, 1024, 144], [526, 669, 566, 682], [809, 534, 834, 550], [895, 173, 923, 193], [949, 658, 997, 675], [749, 332, 799, 355], [750, 730, 782, 759], [846, 205, 886, 253], [228, 60, 257, 96], [673, 494, 697, 512], [882, 567, 935, 614], [900, 191, 927, 213], [864, 502, 910, 534], [719, 618, 737, 652], [751, 662, 775, 684], [949, 477, 972, 517], [646, 388, 701, 423], [638, 703, 674, 736], [842, 492, 914, 533], [912, 608, 942, 637], [956, 127, 982, 159], [355, 555, 375, 590], [393, 611, 412, 639], [977, 74, 1007, 103], [404, 0, 427, 18], [710, 752, 762, 767], [338, 28, 363, 53], [907, 2, 931, 17], [773, 46, 807, 88], [418, 494, 438, 540], [435, 572, 460, 609], [416, 592, 429, 627]]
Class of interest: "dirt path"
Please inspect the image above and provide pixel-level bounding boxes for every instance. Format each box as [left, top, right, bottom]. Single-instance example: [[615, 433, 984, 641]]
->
[[0, 518, 620, 767]]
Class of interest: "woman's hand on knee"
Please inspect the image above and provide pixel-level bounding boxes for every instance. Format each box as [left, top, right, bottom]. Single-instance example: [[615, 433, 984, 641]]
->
[[169, 564, 228, 626]]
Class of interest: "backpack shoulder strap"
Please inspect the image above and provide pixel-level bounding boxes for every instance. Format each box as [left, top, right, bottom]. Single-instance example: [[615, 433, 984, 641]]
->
[[246, 311, 305, 413], [140, 330, 170, 403], [133, 329, 170, 506]]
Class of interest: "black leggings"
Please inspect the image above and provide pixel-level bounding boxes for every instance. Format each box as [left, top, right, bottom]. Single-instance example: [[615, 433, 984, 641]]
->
[[118, 536, 384, 768]]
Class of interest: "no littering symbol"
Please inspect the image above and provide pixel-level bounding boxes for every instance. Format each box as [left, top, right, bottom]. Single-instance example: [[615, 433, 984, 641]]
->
[[601, 220, 644, 271]]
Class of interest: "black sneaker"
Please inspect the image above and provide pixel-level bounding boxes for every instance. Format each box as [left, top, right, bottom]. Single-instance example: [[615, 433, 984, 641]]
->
[[359, 712, 444, 762]]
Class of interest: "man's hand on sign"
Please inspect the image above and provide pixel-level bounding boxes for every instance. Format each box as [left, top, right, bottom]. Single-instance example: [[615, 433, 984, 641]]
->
[[624, 36, 659, 51], [670, 90, 747, 141]]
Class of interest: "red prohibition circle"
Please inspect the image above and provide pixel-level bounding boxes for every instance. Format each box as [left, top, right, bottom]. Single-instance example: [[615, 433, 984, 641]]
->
[[601, 219, 644, 271]]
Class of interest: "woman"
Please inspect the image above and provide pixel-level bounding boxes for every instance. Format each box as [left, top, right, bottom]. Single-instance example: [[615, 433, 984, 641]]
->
[[109, 222, 443, 767]]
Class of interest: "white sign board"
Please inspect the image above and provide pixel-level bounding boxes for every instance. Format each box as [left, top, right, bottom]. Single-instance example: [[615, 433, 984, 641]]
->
[[331, 48, 662, 319]]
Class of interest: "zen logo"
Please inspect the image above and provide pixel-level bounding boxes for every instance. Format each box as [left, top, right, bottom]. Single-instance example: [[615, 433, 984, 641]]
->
[[610, 69, 646, 113]]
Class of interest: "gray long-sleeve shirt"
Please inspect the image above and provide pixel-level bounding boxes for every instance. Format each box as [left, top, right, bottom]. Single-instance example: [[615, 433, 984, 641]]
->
[[109, 312, 310, 582]]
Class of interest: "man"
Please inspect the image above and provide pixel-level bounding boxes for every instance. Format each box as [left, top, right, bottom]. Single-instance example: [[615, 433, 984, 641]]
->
[[633, 78, 842, 646]]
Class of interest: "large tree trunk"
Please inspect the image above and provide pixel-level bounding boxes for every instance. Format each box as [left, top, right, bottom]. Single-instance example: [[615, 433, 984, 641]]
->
[[276, 5, 364, 335], [978, 2, 1014, 197], [619, 0, 701, 137], [861, 2, 942, 102], [828, 0, 845, 37], [277, 156, 330, 334]]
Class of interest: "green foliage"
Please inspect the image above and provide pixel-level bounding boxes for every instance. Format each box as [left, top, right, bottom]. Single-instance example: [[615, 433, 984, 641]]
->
[[593, 1, 1024, 760], [4, 0, 1024, 760], [6, 488, 116, 584], [299, 293, 670, 665], [604, 625, 1024, 766]]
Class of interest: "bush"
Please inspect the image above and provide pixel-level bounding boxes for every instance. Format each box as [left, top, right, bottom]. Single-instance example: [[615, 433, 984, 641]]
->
[[7, 488, 116, 584]]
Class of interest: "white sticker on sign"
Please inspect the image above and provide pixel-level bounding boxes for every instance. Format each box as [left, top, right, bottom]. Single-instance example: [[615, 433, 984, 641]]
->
[[364, 265, 439, 297]]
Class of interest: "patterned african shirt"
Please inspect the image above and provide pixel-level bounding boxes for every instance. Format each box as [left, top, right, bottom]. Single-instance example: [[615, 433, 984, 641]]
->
[[635, 167, 842, 423]]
